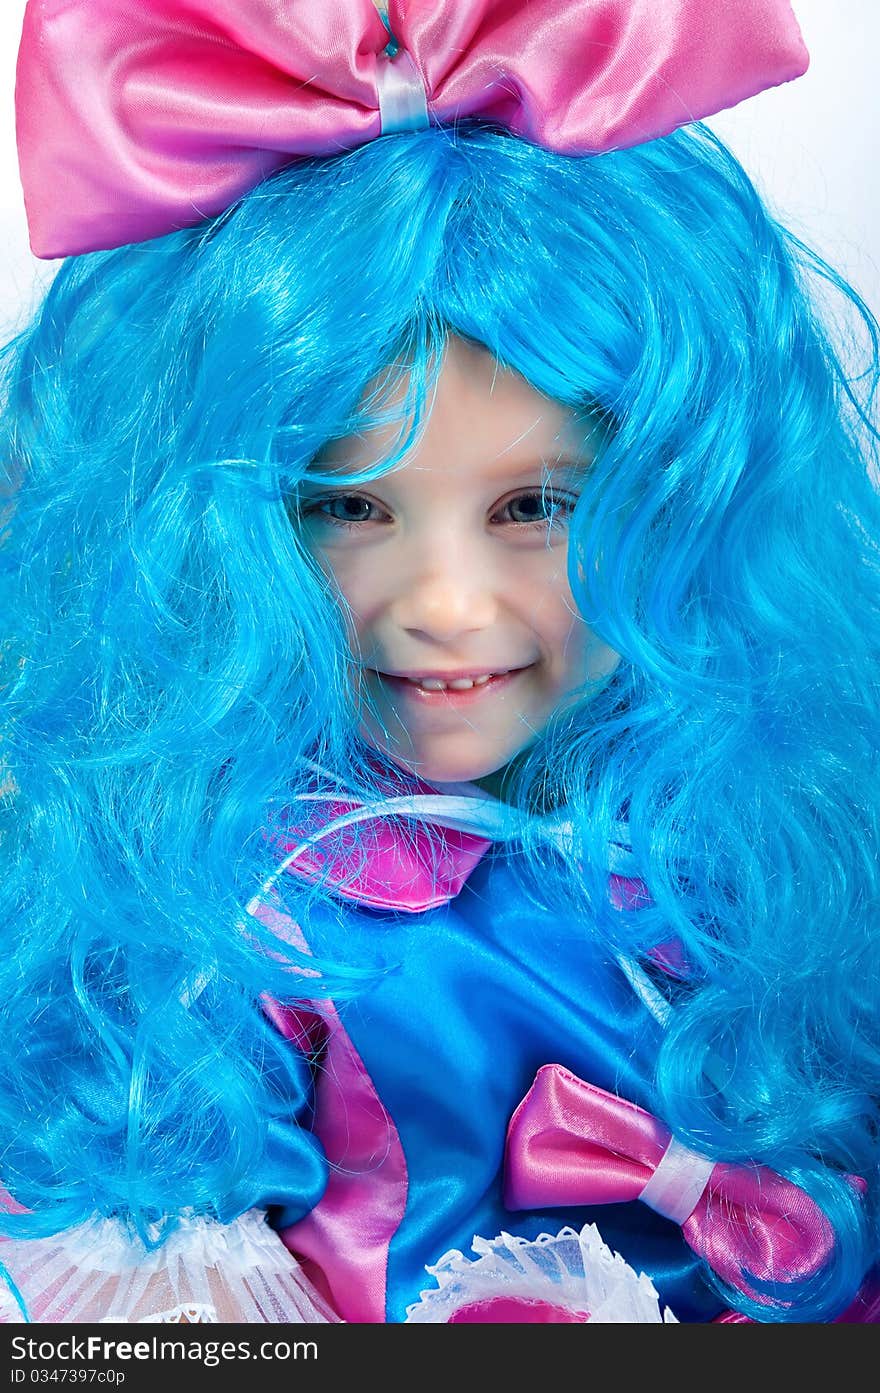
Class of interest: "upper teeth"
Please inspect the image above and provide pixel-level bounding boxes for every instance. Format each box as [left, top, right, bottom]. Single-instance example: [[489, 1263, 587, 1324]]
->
[[408, 673, 504, 691]]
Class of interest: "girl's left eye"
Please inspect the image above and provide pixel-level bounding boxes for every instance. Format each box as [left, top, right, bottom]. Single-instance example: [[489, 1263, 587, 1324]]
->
[[495, 491, 577, 526]]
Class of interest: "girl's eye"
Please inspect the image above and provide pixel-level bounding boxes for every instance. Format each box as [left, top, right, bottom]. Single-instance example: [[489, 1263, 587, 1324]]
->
[[496, 490, 577, 527], [302, 494, 387, 527]]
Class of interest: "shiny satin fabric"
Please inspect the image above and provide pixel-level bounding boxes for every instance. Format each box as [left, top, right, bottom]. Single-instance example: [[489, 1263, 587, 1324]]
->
[[257, 911, 410, 1325], [268, 791, 493, 912], [16, 0, 809, 257], [272, 840, 726, 1322], [230, 770, 870, 1321], [250, 778, 874, 1320], [505, 1063, 837, 1302]]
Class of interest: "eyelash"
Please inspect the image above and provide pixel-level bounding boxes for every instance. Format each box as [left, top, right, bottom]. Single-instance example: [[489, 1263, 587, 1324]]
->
[[300, 490, 578, 531]]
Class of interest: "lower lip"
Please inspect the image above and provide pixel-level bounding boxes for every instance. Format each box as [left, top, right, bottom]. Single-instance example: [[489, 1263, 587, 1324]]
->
[[374, 668, 529, 706]]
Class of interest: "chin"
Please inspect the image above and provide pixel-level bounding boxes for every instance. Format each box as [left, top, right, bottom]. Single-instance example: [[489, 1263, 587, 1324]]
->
[[388, 749, 509, 788]]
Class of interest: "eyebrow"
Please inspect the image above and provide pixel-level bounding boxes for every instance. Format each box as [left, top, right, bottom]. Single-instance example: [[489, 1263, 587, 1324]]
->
[[305, 452, 588, 476], [302, 446, 594, 492], [489, 453, 589, 479]]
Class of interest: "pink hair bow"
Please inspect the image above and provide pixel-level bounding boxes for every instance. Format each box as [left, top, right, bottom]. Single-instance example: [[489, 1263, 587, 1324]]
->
[[504, 1064, 837, 1300], [16, 0, 808, 259]]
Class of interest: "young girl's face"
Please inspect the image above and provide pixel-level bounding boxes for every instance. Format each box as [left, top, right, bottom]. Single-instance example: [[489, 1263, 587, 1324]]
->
[[299, 336, 619, 792]]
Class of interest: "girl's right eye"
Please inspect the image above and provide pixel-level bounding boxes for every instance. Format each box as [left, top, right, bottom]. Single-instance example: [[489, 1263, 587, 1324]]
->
[[301, 493, 389, 527]]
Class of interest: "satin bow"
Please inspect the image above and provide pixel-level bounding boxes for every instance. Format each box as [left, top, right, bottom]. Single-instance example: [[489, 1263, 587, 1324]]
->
[[16, 0, 808, 259], [504, 1064, 836, 1299]]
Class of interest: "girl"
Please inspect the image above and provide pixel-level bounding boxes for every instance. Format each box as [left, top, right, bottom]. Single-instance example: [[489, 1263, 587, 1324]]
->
[[1, 0, 878, 1323]]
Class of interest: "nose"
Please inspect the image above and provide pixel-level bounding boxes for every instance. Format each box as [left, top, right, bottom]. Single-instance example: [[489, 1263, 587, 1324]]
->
[[389, 546, 499, 643]]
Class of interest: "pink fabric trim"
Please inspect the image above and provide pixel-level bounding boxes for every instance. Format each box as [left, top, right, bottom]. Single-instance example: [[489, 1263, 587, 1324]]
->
[[449, 1296, 590, 1323], [253, 898, 407, 1324], [608, 872, 653, 913], [648, 938, 690, 979], [0, 1188, 28, 1216], [271, 796, 491, 913], [608, 874, 690, 981], [269, 997, 408, 1324]]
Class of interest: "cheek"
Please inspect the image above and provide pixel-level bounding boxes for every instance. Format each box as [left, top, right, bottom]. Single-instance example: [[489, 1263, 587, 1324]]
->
[[535, 572, 618, 682], [562, 619, 621, 685], [309, 549, 374, 630], [523, 558, 580, 656]]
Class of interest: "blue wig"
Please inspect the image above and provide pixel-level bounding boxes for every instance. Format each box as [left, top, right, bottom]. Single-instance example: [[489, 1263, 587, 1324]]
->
[[1, 121, 878, 1321]]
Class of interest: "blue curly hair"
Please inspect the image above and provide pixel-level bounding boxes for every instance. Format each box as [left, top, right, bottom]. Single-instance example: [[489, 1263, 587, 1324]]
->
[[1, 121, 878, 1321]]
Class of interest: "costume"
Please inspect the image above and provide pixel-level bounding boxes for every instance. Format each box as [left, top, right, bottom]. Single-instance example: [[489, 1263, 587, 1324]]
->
[[260, 774, 718, 1322], [248, 768, 838, 1323]]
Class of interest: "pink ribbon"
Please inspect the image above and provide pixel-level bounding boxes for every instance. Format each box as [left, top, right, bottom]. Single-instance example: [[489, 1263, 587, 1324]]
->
[[16, 0, 808, 258], [504, 1064, 838, 1300]]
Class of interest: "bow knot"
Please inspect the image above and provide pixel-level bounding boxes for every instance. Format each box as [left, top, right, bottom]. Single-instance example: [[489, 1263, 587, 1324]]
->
[[504, 1065, 837, 1300], [376, 41, 431, 135]]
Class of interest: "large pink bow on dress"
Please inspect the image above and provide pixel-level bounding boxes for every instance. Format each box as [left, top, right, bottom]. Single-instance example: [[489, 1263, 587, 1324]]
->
[[16, 0, 808, 259], [504, 1064, 838, 1300]]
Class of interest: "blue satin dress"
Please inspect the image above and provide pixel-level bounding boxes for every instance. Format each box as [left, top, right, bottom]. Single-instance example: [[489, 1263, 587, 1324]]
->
[[265, 822, 726, 1323]]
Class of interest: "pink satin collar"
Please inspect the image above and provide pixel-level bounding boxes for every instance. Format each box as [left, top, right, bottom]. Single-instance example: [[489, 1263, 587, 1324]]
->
[[16, 0, 808, 257], [270, 790, 492, 913]]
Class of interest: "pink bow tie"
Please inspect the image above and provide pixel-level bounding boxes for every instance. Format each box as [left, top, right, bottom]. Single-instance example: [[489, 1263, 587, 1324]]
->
[[16, 0, 808, 259], [504, 1065, 838, 1300]]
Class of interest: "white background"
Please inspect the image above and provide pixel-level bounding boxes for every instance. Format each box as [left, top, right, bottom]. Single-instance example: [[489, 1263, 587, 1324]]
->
[[0, 1, 877, 339]]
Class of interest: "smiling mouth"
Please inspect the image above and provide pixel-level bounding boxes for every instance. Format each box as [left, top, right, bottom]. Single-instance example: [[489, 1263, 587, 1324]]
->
[[370, 667, 532, 703]]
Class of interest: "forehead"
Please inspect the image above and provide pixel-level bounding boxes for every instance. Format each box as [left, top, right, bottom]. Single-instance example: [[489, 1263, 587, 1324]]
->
[[314, 335, 603, 479]]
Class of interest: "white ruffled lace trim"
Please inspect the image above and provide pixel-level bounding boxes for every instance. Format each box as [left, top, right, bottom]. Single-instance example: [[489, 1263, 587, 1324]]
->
[[405, 1223, 678, 1323], [0, 1209, 339, 1324]]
